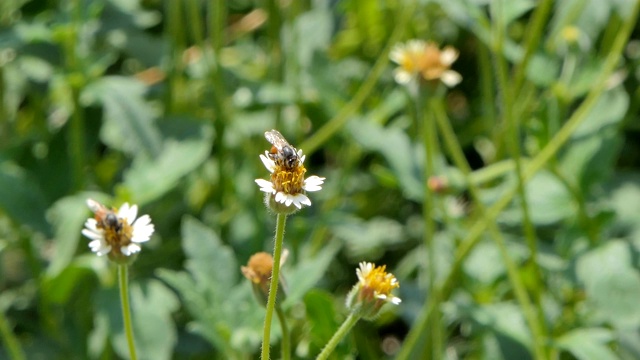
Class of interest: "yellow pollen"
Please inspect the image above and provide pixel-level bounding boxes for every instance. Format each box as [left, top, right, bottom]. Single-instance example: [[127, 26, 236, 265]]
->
[[271, 164, 306, 194], [361, 265, 399, 300]]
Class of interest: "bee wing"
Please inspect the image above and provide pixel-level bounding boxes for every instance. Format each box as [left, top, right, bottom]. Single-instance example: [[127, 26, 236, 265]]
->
[[264, 129, 290, 149]]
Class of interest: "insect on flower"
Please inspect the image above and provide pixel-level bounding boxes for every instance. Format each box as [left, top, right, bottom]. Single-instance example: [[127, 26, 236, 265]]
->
[[265, 129, 300, 169], [89, 200, 123, 234]]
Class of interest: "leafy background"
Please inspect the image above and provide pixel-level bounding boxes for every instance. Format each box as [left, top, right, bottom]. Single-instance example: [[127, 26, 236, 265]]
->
[[1, 0, 640, 359]]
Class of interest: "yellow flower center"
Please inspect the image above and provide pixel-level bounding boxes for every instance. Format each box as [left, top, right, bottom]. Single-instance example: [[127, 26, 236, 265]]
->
[[361, 265, 399, 301], [420, 44, 447, 80], [96, 214, 133, 256], [271, 164, 306, 194]]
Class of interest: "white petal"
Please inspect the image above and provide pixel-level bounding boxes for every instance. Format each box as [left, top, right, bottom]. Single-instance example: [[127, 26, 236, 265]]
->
[[390, 296, 402, 305], [132, 217, 154, 243], [389, 45, 406, 64], [121, 244, 141, 256], [441, 70, 462, 87], [260, 153, 276, 173], [255, 179, 276, 193], [292, 193, 311, 208], [84, 218, 99, 232], [440, 47, 459, 66], [393, 69, 413, 85], [90, 240, 111, 256], [275, 192, 287, 204], [82, 228, 103, 241], [304, 176, 325, 192], [118, 203, 137, 225]]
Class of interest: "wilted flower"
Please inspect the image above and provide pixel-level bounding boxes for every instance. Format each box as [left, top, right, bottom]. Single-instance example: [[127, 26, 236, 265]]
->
[[346, 262, 401, 319], [241, 250, 289, 305], [81, 199, 154, 263], [255, 129, 325, 213], [390, 40, 462, 87]]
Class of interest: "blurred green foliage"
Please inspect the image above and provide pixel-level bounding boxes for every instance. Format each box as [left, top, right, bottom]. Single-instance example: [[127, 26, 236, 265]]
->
[[1, 0, 640, 359]]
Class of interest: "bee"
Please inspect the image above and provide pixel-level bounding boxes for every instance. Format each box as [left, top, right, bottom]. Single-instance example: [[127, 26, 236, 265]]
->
[[88, 199, 123, 233], [265, 129, 299, 169]]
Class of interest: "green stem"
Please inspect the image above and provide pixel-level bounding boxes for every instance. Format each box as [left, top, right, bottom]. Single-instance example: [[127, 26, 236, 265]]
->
[[492, 1, 547, 356], [0, 310, 26, 360], [261, 214, 287, 360], [316, 312, 361, 360], [275, 306, 290, 360], [118, 265, 137, 360], [397, 5, 639, 356], [298, 1, 416, 155], [422, 94, 443, 359]]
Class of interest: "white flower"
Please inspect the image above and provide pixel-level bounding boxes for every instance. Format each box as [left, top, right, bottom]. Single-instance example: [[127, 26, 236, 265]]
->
[[356, 262, 402, 305], [255, 149, 325, 209], [82, 199, 155, 258], [389, 39, 462, 87]]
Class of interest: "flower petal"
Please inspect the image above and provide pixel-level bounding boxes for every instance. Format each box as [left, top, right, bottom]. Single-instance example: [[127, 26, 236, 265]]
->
[[441, 70, 462, 87], [260, 153, 277, 173], [255, 179, 276, 193], [304, 176, 325, 192]]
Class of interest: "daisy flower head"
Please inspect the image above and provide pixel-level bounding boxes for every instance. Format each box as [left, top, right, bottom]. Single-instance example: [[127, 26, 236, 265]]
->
[[390, 39, 462, 88], [255, 129, 325, 214], [346, 262, 401, 319], [241, 250, 289, 306], [81, 199, 155, 264]]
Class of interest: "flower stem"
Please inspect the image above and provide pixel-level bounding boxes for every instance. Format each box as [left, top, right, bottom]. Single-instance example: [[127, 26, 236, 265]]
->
[[261, 214, 287, 360], [0, 310, 26, 360], [118, 265, 137, 360], [316, 312, 361, 360], [275, 305, 290, 360]]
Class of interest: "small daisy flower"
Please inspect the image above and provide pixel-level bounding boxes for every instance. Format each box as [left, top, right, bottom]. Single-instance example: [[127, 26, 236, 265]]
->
[[255, 129, 325, 213], [346, 262, 401, 319], [241, 250, 289, 305], [82, 199, 154, 263], [390, 39, 462, 87]]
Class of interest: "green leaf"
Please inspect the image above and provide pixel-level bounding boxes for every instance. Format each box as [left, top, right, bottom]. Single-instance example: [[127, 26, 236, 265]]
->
[[82, 76, 163, 157], [500, 171, 573, 226], [121, 126, 212, 205], [556, 328, 617, 360], [283, 241, 341, 308], [304, 290, 341, 355], [467, 302, 532, 352], [348, 119, 422, 201], [332, 216, 403, 260], [181, 216, 238, 289], [0, 162, 50, 235], [576, 240, 640, 327], [129, 279, 180, 360]]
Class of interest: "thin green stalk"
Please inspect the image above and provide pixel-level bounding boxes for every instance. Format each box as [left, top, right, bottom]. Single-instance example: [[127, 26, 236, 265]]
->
[[275, 306, 290, 360], [397, 4, 639, 356], [298, 1, 416, 155], [491, 1, 547, 356], [316, 312, 361, 360], [433, 100, 547, 360], [512, 0, 553, 93], [420, 93, 443, 360], [69, 87, 86, 191], [118, 265, 137, 360], [0, 310, 26, 360], [262, 214, 287, 360], [207, 0, 232, 240]]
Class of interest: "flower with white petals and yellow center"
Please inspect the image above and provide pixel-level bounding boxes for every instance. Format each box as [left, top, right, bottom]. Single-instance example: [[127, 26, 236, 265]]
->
[[82, 199, 155, 262], [255, 130, 325, 211], [390, 39, 462, 87], [347, 262, 401, 318]]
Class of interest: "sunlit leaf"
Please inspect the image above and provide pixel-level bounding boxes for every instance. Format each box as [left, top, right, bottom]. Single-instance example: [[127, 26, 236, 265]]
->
[[556, 328, 617, 360]]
